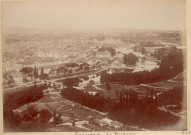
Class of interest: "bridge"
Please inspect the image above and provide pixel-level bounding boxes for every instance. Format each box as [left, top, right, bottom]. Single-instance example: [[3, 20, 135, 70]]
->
[[41, 79, 65, 90]]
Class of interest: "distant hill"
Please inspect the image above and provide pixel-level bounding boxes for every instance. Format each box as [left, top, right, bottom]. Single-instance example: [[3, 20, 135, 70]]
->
[[3, 27, 181, 34]]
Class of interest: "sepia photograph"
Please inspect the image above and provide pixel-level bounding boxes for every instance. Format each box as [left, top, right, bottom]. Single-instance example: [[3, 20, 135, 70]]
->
[[0, 0, 189, 134]]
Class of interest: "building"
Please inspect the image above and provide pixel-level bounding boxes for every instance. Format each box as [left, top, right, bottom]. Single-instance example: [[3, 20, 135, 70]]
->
[[3, 61, 23, 72], [96, 51, 111, 59], [26, 74, 33, 81], [11, 72, 24, 84], [93, 117, 123, 129]]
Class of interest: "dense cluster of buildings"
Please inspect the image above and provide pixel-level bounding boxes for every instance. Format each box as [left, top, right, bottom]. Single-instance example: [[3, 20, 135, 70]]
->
[[3, 31, 184, 88]]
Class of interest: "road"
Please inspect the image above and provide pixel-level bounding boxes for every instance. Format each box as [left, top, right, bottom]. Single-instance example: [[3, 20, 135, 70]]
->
[[140, 71, 185, 89], [51, 63, 110, 82]]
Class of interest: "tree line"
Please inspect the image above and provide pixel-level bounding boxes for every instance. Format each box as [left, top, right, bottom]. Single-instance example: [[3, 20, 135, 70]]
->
[[61, 88, 113, 112], [20, 66, 48, 80]]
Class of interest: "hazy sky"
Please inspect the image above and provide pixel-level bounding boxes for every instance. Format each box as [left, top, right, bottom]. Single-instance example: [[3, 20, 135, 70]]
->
[[2, 0, 186, 30]]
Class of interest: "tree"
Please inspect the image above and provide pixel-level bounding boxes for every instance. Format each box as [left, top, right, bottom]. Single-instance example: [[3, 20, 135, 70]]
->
[[39, 109, 52, 123], [41, 67, 44, 75], [33, 66, 36, 76], [61, 87, 110, 112], [127, 53, 138, 65], [20, 67, 33, 75], [53, 109, 62, 125], [84, 65, 89, 70], [105, 80, 111, 93], [123, 54, 128, 64], [21, 105, 38, 121], [4, 85, 45, 110], [33, 66, 38, 78], [98, 47, 116, 57], [4, 108, 21, 129], [120, 91, 123, 104], [142, 47, 146, 54], [34, 80, 37, 87], [88, 80, 95, 86], [63, 78, 79, 88], [71, 114, 76, 127], [83, 76, 89, 81], [100, 70, 107, 84], [36, 68, 39, 78], [39, 73, 48, 80], [123, 53, 139, 65]]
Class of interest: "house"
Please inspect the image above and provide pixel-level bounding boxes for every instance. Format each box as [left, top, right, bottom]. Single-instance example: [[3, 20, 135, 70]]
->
[[93, 117, 123, 129], [26, 74, 33, 81], [11, 72, 24, 84], [107, 68, 114, 74], [93, 118, 108, 127], [110, 120, 123, 129]]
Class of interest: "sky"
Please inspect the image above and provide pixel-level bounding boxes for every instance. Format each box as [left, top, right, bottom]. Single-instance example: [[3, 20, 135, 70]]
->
[[2, 0, 186, 30]]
